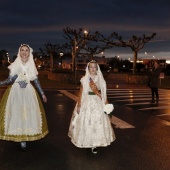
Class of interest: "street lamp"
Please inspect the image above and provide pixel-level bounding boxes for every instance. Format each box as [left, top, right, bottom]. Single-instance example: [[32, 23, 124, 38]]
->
[[59, 52, 64, 69], [84, 30, 88, 37], [59, 53, 63, 57], [144, 52, 147, 60], [6, 52, 10, 63], [71, 30, 88, 85]]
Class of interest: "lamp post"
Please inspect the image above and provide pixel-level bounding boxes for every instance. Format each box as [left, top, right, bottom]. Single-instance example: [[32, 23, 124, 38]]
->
[[71, 36, 78, 84], [71, 37, 77, 72], [71, 30, 88, 85], [6, 52, 10, 63], [144, 52, 147, 60], [59, 52, 63, 69], [84, 30, 88, 35]]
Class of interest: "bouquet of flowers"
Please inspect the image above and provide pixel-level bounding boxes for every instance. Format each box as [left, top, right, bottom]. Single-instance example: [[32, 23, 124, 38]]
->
[[104, 104, 114, 115]]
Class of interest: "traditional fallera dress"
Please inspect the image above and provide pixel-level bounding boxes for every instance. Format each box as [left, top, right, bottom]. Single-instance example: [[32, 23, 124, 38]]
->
[[68, 64, 115, 148], [0, 49, 48, 142]]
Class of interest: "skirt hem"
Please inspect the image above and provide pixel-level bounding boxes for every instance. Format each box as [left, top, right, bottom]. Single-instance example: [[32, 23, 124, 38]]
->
[[0, 130, 49, 142], [68, 134, 116, 148]]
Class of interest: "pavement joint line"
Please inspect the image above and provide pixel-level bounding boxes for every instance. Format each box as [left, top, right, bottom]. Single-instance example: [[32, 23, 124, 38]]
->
[[107, 93, 168, 95], [111, 116, 135, 129], [157, 113, 170, 116], [59, 90, 135, 129], [107, 89, 167, 91], [107, 92, 168, 94], [107, 95, 167, 98], [108, 95, 170, 100], [162, 120, 170, 126], [107, 89, 149, 91], [125, 102, 153, 106], [107, 92, 152, 94], [112, 97, 170, 102], [110, 98, 150, 101], [125, 101, 170, 106], [139, 106, 170, 110], [59, 90, 78, 101]]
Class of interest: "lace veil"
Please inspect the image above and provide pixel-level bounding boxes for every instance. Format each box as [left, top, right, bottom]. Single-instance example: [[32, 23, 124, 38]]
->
[[8, 44, 38, 81], [80, 61, 107, 106]]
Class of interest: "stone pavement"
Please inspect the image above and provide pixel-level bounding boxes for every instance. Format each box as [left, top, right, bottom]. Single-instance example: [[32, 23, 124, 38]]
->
[[0, 79, 170, 170], [0, 90, 170, 170]]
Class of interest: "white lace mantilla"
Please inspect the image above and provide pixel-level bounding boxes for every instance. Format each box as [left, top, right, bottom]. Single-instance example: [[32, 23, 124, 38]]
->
[[68, 75, 116, 148]]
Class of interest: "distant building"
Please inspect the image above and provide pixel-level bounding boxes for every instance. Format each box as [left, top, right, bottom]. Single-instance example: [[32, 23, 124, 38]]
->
[[0, 49, 10, 66], [61, 55, 109, 71], [143, 59, 166, 68]]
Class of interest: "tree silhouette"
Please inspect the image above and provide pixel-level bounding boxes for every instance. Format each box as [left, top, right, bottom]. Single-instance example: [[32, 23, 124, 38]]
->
[[63, 27, 112, 73], [41, 43, 56, 70], [81, 33, 112, 60], [63, 27, 90, 73], [40, 43, 70, 70], [100, 32, 156, 74], [63, 27, 106, 84]]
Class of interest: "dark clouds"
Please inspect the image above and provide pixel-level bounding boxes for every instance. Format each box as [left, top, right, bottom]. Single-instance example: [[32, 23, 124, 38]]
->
[[0, 0, 170, 58]]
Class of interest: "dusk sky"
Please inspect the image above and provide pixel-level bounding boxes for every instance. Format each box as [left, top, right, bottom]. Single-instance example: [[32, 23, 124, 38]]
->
[[0, 0, 170, 60]]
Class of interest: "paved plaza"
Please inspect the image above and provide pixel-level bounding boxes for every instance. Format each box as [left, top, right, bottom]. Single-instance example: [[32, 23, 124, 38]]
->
[[0, 84, 170, 170]]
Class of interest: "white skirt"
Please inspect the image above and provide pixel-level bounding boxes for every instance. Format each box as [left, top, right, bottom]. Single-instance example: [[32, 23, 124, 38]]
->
[[68, 94, 116, 148], [4, 83, 42, 135]]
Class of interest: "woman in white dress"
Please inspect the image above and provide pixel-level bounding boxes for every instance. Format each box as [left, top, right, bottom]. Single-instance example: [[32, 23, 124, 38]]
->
[[68, 60, 115, 154], [0, 44, 48, 151]]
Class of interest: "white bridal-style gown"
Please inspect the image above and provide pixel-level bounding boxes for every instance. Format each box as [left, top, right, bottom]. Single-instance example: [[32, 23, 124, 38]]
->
[[68, 75, 116, 148], [0, 66, 48, 142], [5, 72, 42, 136]]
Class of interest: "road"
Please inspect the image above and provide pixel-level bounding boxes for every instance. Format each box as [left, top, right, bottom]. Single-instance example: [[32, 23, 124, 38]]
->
[[0, 88, 170, 170]]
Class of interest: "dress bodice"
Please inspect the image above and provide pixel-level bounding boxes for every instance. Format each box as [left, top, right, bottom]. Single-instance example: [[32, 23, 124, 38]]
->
[[89, 75, 100, 92]]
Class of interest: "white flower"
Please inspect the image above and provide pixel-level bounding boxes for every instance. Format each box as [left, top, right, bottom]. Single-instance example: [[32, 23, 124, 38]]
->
[[104, 104, 114, 114], [19, 73, 28, 83]]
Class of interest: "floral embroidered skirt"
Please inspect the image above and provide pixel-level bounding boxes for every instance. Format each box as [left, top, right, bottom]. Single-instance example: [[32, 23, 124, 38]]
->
[[0, 84, 48, 142], [68, 95, 116, 148]]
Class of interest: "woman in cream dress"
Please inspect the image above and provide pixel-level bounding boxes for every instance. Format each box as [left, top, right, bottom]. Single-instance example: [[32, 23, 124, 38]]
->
[[0, 44, 48, 150], [68, 60, 115, 154]]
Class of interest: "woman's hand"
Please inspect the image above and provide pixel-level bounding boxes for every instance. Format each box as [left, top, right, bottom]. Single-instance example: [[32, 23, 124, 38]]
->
[[42, 94, 47, 103], [105, 99, 109, 104], [77, 106, 81, 114]]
